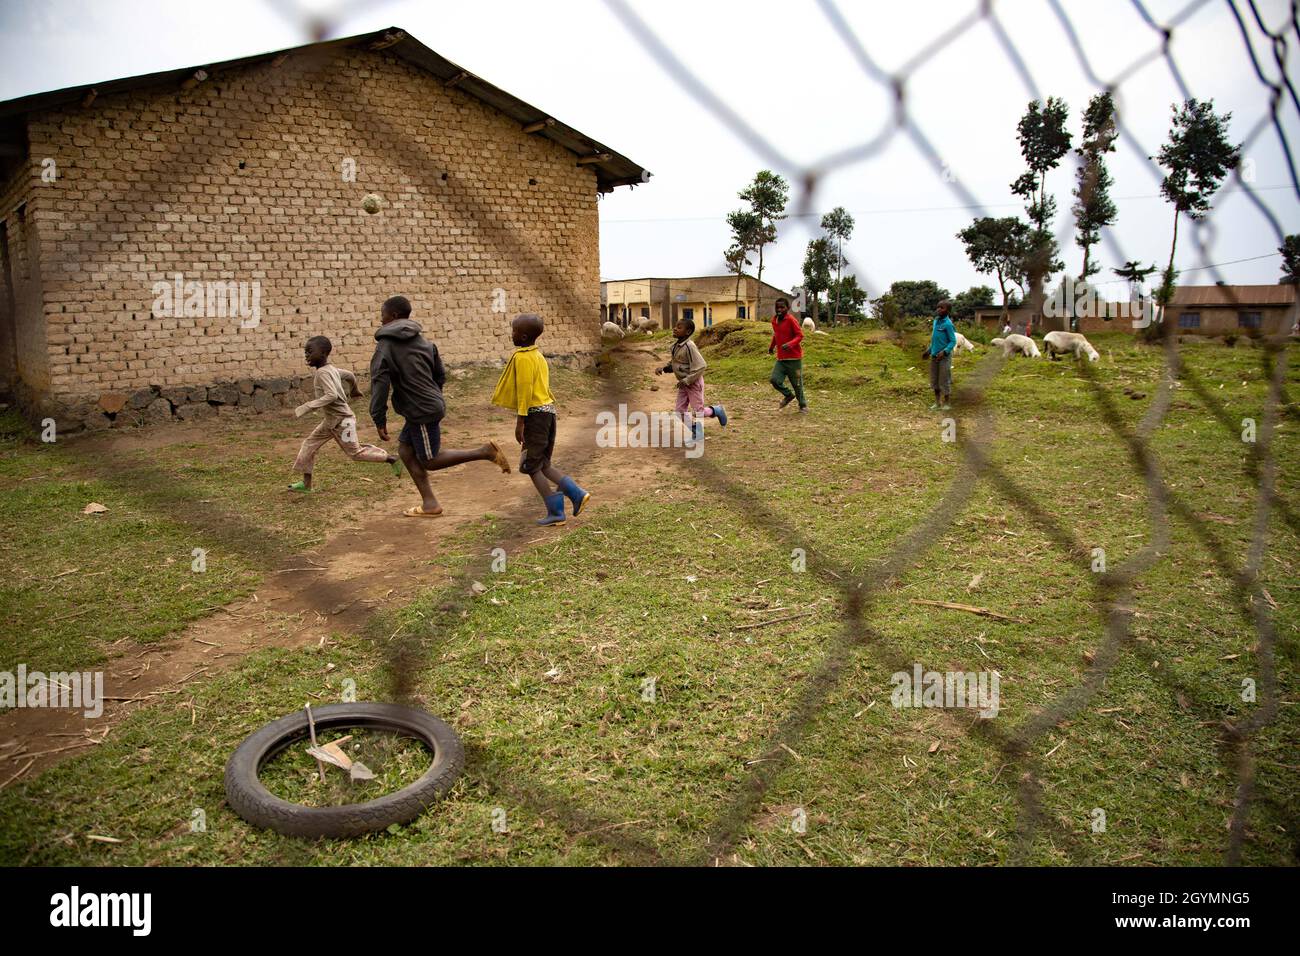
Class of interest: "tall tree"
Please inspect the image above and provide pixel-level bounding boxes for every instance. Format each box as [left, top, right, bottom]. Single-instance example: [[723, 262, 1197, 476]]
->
[[801, 237, 834, 326], [1155, 98, 1241, 313], [1011, 97, 1072, 321], [870, 291, 904, 340], [885, 280, 950, 319], [958, 216, 1032, 320], [1072, 92, 1118, 283], [825, 274, 868, 319], [820, 206, 855, 321], [1113, 260, 1158, 300], [1279, 234, 1299, 284], [737, 170, 789, 320], [724, 209, 762, 317]]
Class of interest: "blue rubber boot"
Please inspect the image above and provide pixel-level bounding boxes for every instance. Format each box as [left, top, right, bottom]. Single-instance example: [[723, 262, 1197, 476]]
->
[[537, 492, 567, 526], [557, 476, 590, 517], [692, 420, 704, 443], [712, 404, 728, 427]]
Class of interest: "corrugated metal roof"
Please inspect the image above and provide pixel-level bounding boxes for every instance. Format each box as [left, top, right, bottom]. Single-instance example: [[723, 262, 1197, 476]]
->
[[0, 27, 649, 193], [1170, 284, 1297, 307]]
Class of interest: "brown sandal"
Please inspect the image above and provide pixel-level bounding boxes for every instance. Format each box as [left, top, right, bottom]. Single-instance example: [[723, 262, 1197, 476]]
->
[[403, 505, 444, 518], [487, 439, 511, 474]]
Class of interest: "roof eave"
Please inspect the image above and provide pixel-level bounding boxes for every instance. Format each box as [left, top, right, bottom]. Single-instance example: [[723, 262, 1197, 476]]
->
[[0, 26, 650, 193]]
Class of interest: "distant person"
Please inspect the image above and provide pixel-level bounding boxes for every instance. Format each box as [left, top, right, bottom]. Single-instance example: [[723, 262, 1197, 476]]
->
[[923, 299, 956, 412], [288, 335, 398, 492], [768, 297, 807, 413], [369, 295, 510, 517], [655, 317, 727, 443], [492, 313, 590, 526]]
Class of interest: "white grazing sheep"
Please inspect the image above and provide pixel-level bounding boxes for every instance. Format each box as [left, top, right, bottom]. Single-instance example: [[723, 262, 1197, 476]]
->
[[989, 334, 1041, 358], [954, 332, 976, 352], [601, 321, 624, 343], [1043, 330, 1099, 362], [802, 317, 816, 333]]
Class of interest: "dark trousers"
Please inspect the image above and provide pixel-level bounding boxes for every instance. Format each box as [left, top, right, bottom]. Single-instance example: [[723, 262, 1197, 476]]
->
[[770, 359, 806, 407]]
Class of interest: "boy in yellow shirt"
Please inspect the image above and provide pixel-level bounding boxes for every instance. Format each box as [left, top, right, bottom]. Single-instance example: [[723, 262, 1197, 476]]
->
[[491, 313, 590, 526]]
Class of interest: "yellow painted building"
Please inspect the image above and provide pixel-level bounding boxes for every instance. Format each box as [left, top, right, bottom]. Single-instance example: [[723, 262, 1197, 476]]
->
[[601, 274, 792, 330]]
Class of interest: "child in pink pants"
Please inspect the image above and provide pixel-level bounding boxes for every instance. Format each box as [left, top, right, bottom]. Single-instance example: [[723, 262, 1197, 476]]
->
[[656, 318, 727, 442]]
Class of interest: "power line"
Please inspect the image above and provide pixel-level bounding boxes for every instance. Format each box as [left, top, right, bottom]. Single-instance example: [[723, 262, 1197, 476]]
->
[[1090, 251, 1282, 284], [601, 183, 1297, 224]]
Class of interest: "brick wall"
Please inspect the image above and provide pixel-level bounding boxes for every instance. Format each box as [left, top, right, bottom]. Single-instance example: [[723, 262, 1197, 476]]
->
[[1163, 305, 1292, 335], [18, 47, 601, 419], [0, 144, 49, 393]]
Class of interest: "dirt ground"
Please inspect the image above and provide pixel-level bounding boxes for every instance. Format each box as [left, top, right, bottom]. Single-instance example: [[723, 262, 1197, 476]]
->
[[0, 341, 684, 780]]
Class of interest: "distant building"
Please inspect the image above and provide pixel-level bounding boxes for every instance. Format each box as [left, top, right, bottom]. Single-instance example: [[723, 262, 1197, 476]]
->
[[972, 305, 1038, 336], [601, 274, 791, 330], [1160, 284, 1297, 336], [972, 284, 1298, 337]]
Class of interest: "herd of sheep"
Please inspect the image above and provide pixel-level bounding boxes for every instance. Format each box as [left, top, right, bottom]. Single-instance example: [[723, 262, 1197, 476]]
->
[[600, 316, 1101, 363], [990, 330, 1100, 362]]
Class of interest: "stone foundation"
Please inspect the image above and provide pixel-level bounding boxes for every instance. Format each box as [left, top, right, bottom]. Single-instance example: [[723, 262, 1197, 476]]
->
[[20, 351, 597, 437]]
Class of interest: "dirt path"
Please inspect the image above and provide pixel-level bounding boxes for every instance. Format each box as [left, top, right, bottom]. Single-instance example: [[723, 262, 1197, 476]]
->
[[0, 343, 685, 782]]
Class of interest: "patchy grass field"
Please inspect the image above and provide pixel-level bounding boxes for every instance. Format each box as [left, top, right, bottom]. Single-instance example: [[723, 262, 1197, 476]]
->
[[0, 328, 1296, 865], [0, 365, 593, 674]]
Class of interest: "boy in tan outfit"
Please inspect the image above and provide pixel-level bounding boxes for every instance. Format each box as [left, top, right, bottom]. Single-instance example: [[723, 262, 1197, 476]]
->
[[289, 335, 399, 492], [655, 317, 727, 442]]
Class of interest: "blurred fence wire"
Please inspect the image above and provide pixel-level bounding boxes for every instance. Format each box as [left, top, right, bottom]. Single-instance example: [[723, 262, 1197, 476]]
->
[[595, 0, 1296, 864], [44, 0, 1293, 864]]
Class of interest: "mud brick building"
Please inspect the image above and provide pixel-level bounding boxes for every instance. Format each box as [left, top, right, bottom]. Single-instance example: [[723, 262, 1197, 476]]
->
[[973, 284, 1298, 338], [0, 28, 647, 431]]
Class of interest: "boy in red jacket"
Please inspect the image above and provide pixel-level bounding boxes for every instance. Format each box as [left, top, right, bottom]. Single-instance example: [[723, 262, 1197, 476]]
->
[[768, 297, 807, 412]]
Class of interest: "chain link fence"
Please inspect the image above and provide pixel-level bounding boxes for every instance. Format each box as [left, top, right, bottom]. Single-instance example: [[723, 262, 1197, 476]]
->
[[8, 0, 1294, 864]]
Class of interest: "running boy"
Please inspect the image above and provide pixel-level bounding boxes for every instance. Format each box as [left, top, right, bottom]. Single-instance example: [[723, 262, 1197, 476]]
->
[[769, 297, 807, 413], [492, 313, 589, 526], [655, 317, 727, 442], [369, 295, 511, 517], [289, 335, 398, 492]]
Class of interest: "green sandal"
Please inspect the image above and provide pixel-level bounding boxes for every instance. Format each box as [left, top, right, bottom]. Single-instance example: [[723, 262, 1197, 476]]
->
[[287, 480, 313, 493]]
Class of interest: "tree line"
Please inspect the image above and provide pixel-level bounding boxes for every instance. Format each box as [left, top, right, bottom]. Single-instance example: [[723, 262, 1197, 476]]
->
[[722, 94, 1292, 332]]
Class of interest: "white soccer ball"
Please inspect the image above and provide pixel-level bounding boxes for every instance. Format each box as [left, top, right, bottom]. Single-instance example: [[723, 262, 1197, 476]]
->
[[361, 193, 382, 215]]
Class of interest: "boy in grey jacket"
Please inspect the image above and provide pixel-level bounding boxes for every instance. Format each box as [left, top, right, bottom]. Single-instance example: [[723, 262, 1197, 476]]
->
[[655, 318, 727, 442], [369, 295, 510, 517]]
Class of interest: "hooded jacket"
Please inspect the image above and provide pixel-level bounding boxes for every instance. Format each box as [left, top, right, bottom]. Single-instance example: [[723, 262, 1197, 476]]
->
[[369, 318, 446, 428]]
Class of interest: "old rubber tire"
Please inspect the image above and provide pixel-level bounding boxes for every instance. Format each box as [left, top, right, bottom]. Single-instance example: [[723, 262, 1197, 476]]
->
[[224, 702, 464, 838]]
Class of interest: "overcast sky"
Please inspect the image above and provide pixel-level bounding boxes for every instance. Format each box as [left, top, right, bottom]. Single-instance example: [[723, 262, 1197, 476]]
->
[[1, 0, 1296, 301]]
